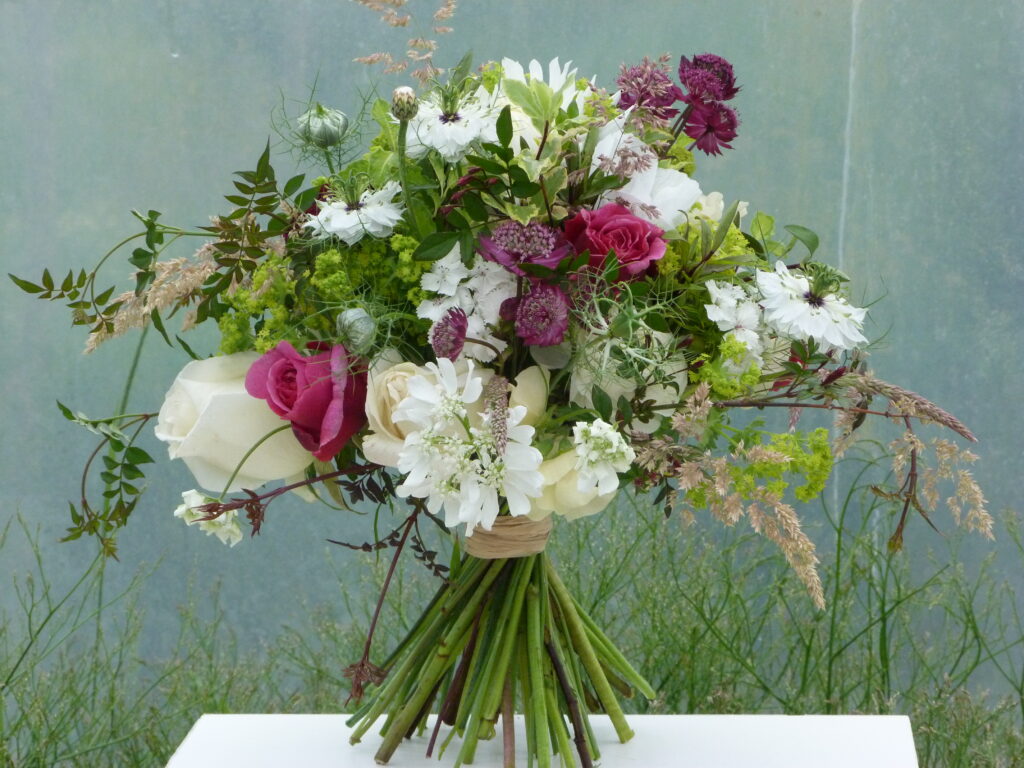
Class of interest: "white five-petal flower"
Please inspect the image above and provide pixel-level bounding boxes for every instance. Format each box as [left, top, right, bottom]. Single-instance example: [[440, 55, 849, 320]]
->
[[572, 419, 635, 496], [704, 280, 765, 371], [304, 181, 404, 245]]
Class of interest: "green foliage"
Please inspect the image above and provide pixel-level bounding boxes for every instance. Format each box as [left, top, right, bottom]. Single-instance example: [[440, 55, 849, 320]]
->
[[54, 403, 155, 555]]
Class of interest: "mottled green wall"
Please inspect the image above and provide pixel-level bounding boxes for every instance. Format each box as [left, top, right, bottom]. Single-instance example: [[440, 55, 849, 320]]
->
[[2, 1, 1021, 657]]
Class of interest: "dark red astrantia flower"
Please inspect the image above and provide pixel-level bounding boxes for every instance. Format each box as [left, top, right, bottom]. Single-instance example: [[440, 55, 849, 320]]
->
[[679, 53, 740, 101], [685, 101, 740, 156]]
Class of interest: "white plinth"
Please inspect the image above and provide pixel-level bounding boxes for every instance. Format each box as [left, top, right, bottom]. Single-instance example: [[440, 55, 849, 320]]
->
[[166, 713, 919, 767]]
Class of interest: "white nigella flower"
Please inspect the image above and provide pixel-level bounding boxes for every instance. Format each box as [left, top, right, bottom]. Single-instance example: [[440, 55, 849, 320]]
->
[[406, 88, 498, 163], [614, 163, 703, 231], [304, 181, 404, 246], [417, 248, 516, 362], [173, 489, 243, 547], [704, 280, 765, 371], [394, 361, 543, 533], [755, 261, 868, 352], [572, 419, 636, 495]]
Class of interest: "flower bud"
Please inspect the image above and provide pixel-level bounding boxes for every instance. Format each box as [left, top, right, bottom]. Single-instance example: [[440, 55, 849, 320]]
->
[[391, 86, 419, 121], [298, 103, 349, 149], [336, 307, 377, 355]]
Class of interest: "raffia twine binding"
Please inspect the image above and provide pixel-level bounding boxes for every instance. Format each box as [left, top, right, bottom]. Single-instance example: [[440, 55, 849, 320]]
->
[[464, 515, 552, 559]]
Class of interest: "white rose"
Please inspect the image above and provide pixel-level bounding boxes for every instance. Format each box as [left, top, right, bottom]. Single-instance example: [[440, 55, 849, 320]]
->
[[173, 489, 243, 547], [363, 354, 492, 467], [693, 191, 749, 222], [362, 359, 429, 468], [509, 366, 549, 427], [155, 353, 314, 493], [529, 451, 618, 522]]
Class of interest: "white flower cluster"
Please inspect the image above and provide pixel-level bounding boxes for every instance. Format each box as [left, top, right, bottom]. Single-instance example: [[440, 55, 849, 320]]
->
[[572, 419, 635, 496], [304, 181, 405, 246], [393, 359, 543, 533], [703, 262, 868, 362], [704, 280, 765, 372], [417, 246, 516, 361], [173, 489, 243, 547]]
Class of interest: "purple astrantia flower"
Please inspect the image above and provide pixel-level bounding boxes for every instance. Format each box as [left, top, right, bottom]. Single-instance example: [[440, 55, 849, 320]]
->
[[515, 283, 570, 346], [499, 296, 520, 324], [430, 307, 469, 361], [478, 221, 570, 276], [616, 57, 685, 120], [686, 101, 740, 156], [678, 53, 740, 101]]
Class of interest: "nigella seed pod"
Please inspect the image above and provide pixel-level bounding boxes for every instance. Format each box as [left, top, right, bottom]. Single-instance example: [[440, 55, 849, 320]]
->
[[298, 103, 349, 149], [391, 86, 418, 121], [336, 308, 377, 355]]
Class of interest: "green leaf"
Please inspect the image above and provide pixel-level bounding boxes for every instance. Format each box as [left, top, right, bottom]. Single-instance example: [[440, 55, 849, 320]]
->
[[496, 105, 513, 147], [42, 269, 54, 291], [175, 334, 201, 360], [150, 309, 173, 347], [750, 212, 775, 242], [461, 192, 489, 222], [413, 231, 461, 261], [591, 386, 613, 422], [459, 230, 476, 267], [56, 401, 76, 421], [450, 50, 474, 89], [283, 174, 305, 197], [709, 200, 740, 255], [255, 140, 272, 180], [293, 186, 319, 213], [125, 446, 154, 465], [645, 312, 669, 333], [8, 273, 44, 294], [784, 224, 820, 256]]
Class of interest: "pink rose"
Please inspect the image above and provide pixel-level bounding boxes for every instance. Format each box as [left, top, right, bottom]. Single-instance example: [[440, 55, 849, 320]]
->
[[563, 203, 666, 279], [245, 341, 367, 462]]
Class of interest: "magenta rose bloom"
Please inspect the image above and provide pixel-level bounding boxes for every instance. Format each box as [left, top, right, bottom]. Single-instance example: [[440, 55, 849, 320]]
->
[[563, 203, 667, 279], [245, 341, 367, 462]]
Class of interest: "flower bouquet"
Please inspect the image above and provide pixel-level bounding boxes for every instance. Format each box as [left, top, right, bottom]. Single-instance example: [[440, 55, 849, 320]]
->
[[13, 46, 992, 768]]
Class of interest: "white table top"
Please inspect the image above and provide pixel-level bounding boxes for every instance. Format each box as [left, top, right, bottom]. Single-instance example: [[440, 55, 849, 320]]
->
[[166, 713, 919, 767]]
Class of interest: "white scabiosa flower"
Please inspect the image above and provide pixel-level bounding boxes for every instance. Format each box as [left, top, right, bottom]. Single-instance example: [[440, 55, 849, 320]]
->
[[173, 489, 243, 547], [755, 261, 868, 352], [572, 419, 636, 496], [305, 181, 405, 245], [393, 360, 543, 533]]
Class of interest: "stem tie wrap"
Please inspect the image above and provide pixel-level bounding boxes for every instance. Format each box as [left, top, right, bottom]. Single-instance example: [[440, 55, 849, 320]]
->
[[464, 515, 552, 559]]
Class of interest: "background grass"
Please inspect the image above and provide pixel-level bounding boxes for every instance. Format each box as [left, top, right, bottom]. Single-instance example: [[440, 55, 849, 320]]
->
[[2, 454, 1022, 767]]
